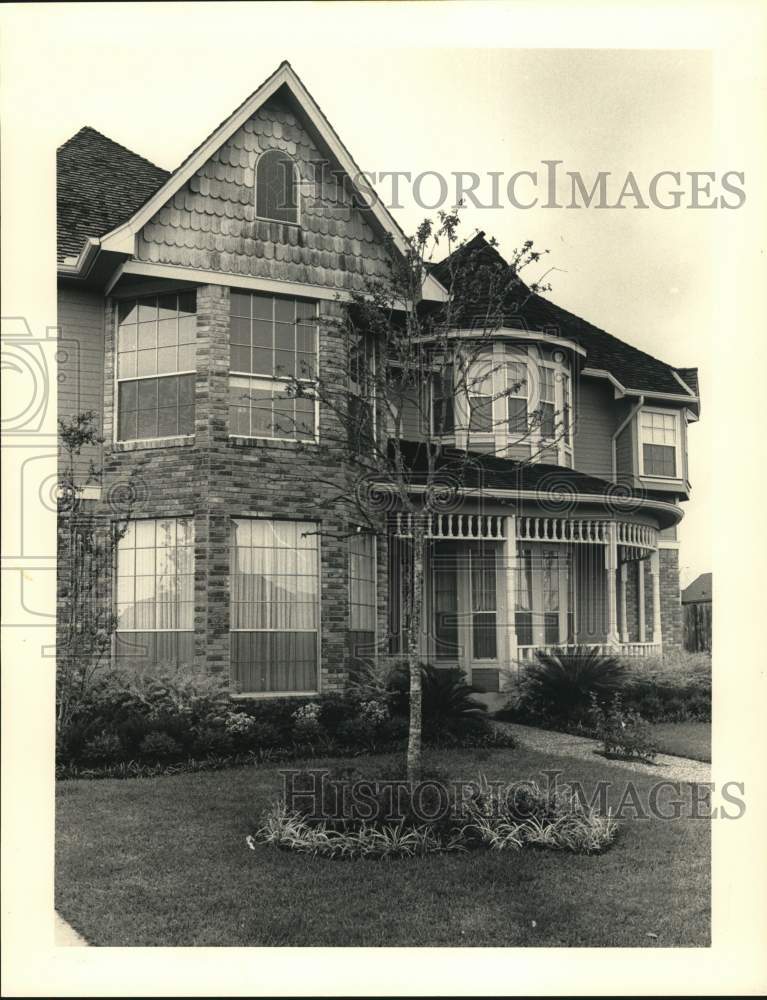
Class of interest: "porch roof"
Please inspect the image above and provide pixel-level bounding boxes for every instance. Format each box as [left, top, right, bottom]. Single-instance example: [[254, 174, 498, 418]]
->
[[391, 440, 681, 526]]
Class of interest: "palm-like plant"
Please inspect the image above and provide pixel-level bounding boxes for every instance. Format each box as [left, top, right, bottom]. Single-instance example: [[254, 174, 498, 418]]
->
[[388, 663, 487, 735], [517, 646, 627, 722]]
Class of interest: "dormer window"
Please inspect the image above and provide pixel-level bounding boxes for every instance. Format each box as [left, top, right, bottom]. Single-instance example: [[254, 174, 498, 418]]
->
[[255, 149, 299, 224]]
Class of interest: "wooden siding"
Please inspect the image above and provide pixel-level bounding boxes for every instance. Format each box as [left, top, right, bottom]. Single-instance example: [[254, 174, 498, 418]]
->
[[614, 420, 634, 479], [136, 95, 392, 293], [57, 285, 106, 484], [573, 378, 620, 480]]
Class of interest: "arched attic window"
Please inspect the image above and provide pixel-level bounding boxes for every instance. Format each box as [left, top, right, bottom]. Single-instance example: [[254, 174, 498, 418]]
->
[[255, 149, 299, 224]]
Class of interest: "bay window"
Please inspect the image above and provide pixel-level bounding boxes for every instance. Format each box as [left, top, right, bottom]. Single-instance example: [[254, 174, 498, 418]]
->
[[229, 291, 318, 441], [639, 408, 681, 478], [230, 518, 319, 693], [116, 293, 196, 441]]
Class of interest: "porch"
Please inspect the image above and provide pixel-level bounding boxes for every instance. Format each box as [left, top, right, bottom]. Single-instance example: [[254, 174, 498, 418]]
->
[[389, 511, 663, 692]]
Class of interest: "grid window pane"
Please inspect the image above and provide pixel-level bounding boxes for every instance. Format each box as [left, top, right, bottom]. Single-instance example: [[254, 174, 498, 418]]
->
[[117, 293, 196, 441], [349, 533, 376, 631], [116, 518, 194, 636], [231, 518, 319, 692]]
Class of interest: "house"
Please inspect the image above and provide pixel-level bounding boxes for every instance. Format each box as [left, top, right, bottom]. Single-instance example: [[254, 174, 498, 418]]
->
[[56, 61, 699, 697], [682, 572, 712, 653]]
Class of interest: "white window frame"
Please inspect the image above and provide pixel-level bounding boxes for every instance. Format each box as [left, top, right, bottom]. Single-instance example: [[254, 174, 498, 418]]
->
[[638, 406, 682, 480], [442, 342, 574, 464], [228, 292, 320, 443], [114, 292, 197, 445]]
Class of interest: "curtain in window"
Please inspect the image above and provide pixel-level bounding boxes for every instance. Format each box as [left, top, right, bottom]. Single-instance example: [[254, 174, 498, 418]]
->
[[230, 519, 319, 692]]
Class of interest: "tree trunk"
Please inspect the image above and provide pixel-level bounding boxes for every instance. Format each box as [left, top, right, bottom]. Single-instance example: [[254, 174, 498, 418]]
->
[[406, 530, 425, 783]]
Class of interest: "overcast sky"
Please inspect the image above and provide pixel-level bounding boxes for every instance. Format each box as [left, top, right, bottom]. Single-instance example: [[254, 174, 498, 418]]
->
[[4, 9, 713, 584]]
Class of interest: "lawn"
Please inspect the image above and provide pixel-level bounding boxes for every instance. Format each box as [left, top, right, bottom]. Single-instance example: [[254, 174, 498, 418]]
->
[[55, 745, 710, 947], [649, 722, 711, 762]]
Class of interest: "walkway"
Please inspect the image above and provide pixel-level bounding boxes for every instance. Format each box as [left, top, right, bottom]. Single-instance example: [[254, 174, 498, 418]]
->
[[505, 722, 711, 784]]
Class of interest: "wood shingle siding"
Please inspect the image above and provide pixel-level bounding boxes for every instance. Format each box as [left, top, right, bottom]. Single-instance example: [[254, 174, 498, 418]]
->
[[136, 97, 392, 293]]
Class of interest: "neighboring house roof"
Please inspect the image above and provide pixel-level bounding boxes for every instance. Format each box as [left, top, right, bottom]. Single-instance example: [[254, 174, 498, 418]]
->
[[429, 233, 698, 403], [57, 127, 169, 265], [681, 572, 712, 604], [390, 440, 682, 526]]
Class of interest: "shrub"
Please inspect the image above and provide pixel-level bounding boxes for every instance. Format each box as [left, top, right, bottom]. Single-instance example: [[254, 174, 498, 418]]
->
[[82, 731, 123, 762], [139, 731, 184, 759], [590, 694, 659, 764], [387, 663, 488, 738], [292, 701, 323, 742], [504, 647, 627, 726]]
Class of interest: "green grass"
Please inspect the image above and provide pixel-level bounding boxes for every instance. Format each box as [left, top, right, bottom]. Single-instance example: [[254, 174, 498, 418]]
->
[[649, 722, 711, 762], [55, 745, 710, 947]]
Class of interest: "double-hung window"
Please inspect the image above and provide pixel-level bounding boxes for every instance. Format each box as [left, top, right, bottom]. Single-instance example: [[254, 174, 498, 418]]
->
[[116, 293, 196, 441], [639, 408, 680, 478], [539, 365, 557, 440], [115, 518, 195, 666], [229, 291, 318, 441], [467, 356, 494, 433], [506, 359, 529, 434], [230, 519, 319, 693]]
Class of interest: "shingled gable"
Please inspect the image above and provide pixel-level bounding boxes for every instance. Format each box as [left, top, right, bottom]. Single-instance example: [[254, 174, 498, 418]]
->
[[429, 232, 699, 404], [65, 60, 445, 301]]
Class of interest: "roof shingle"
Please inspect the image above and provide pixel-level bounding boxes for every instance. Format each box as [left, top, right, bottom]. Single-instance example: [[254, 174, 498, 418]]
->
[[57, 127, 169, 264]]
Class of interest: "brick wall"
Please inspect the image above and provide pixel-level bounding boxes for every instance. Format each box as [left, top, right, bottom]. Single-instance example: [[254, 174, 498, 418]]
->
[[659, 547, 683, 652]]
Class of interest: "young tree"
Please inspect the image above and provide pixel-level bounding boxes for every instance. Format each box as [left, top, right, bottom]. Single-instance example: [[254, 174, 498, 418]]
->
[[258, 213, 565, 780], [56, 411, 134, 734]]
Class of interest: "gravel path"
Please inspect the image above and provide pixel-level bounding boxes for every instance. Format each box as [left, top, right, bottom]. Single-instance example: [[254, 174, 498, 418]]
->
[[505, 722, 711, 784]]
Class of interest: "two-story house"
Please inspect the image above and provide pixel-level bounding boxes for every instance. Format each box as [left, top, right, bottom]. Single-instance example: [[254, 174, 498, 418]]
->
[[57, 61, 699, 697]]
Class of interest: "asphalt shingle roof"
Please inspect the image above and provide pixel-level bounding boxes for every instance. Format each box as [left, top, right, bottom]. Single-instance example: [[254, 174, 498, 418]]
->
[[429, 233, 698, 400], [681, 572, 712, 604], [57, 127, 169, 264]]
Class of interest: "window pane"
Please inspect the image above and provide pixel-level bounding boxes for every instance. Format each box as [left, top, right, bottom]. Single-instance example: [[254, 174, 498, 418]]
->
[[158, 407, 178, 437], [178, 405, 195, 435], [157, 346, 177, 375], [469, 395, 493, 433], [137, 349, 157, 377], [178, 374, 195, 404], [137, 321, 157, 350], [116, 518, 194, 639], [508, 396, 528, 434], [256, 150, 298, 224], [231, 344, 250, 372], [643, 443, 676, 477], [177, 344, 195, 372], [118, 353, 137, 379], [230, 518, 318, 692]]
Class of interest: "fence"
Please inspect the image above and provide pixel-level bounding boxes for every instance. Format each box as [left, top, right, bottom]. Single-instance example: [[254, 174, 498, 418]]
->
[[683, 602, 711, 653]]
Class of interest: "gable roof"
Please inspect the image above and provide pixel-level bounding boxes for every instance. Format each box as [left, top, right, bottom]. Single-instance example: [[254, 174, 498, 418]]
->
[[682, 572, 712, 604], [429, 233, 699, 402], [57, 127, 169, 265], [59, 61, 444, 300]]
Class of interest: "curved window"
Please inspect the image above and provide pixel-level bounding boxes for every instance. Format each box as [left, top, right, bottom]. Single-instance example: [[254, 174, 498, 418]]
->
[[430, 341, 574, 466], [255, 149, 299, 224]]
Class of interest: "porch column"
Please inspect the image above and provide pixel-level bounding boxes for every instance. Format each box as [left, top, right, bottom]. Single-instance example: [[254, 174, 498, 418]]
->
[[650, 548, 662, 647], [605, 522, 620, 646], [503, 515, 518, 665], [638, 558, 646, 642], [619, 559, 628, 643]]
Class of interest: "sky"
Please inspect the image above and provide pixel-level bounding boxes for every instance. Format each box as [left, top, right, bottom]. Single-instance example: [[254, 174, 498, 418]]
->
[[2, 8, 715, 585]]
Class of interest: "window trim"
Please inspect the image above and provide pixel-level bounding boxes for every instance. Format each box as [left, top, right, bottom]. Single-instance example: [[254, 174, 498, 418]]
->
[[638, 406, 682, 480], [228, 292, 320, 443], [113, 292, 197, 445], [253, 149, 302, 227]]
